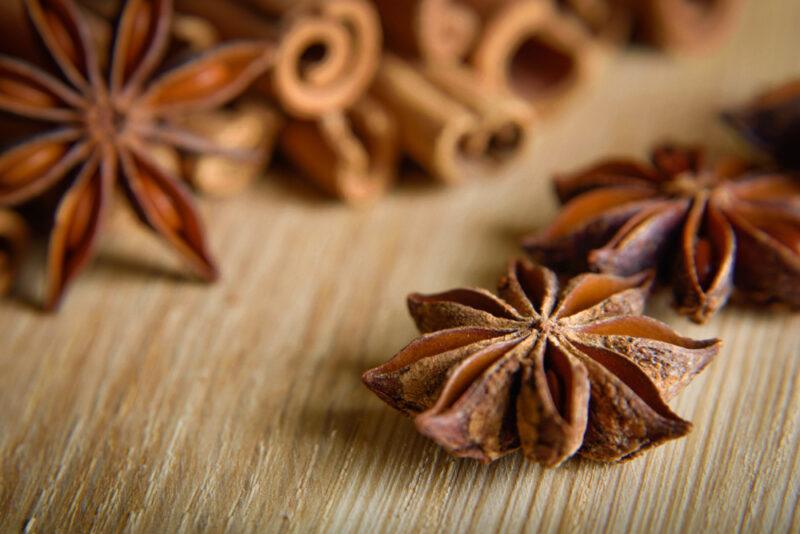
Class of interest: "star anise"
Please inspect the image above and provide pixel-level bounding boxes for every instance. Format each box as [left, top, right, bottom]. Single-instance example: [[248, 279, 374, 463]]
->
[[0, 0, 273, 309], [362, 259, 719, 466], [724, 78, 800, 171], [523, 144, 800, 322]]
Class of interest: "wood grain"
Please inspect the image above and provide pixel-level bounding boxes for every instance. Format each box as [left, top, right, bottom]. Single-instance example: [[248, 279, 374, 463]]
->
[[1, 1, 799, 532]]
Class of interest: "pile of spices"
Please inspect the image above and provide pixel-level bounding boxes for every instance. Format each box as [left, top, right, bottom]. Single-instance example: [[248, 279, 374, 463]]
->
[[0, 0, 743, 307], [363, 78, 800, 466]]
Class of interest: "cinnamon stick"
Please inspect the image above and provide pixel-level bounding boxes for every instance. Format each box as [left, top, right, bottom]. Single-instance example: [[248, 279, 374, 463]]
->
[[176, 0, 381, 118], [373, 0, 479, 62], [637, 0, 743, 53], [181, 101, 282, 197], [0, 209, 29, 296], [555, 0, 633, 44], [373, 55, 532, 184], [374, 0, 600, 112], [423, 63, 532, 167], [279, 97, 398, 203]]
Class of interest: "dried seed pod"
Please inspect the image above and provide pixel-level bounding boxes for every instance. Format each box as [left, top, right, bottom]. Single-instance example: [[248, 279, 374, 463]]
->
[[0, 0, 273, 309], [363, 259, 720, 466], [724, 78, 800, 170], [524, 144, 800, 322]]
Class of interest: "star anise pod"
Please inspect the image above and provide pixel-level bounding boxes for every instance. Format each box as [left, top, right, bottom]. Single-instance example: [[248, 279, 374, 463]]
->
[[523, 144, 800, 322], [0, 0, 273, 309], [723, 78, 800, 171], [362, 259, 719, 466]]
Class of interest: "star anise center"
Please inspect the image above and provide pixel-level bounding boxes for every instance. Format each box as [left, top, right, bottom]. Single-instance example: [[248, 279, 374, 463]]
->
[[85, 99, 129, 143], [661, 170, 720, 198], [528, 315, 558, 335]]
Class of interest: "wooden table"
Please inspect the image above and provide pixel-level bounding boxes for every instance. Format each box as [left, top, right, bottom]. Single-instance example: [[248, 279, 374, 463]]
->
[[1, 2, 798, 532]]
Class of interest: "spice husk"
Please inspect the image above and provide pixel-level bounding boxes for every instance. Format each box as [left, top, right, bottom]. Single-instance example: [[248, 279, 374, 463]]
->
[[0, 0, 274, 309], [723, 78, 800, 171], [523, 143, 800, 322], [363, 259, 719, 466]]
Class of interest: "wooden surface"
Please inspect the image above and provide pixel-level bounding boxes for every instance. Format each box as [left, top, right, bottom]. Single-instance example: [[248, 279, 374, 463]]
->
[[1, 2, 799, 532]]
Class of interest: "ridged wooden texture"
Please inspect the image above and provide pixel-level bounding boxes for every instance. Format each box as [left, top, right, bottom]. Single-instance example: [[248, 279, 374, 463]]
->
[[0, 1, 798, 531]]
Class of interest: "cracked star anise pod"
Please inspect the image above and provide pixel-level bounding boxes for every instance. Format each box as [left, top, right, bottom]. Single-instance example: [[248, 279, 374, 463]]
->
[[0, 0, 273, 309], [723, 78, 800, 171], [523, 143, 800, 322], [362, 259, 719, 467]]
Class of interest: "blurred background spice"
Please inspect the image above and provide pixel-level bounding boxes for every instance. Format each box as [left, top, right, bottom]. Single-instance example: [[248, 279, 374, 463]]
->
[[0, 0, 745, 306]]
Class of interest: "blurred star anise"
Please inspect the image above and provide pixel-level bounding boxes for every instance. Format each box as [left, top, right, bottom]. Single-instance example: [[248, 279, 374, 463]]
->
[[523, 144, 800, 322], [0, 0, 273, 308], [363, 260, 719, 466], [724, 78, 800, 170]]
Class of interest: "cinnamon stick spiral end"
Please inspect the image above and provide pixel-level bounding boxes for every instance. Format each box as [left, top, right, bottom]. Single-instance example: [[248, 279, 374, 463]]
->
[[471, 1, 602, 114], [269, 0, 381, 118]]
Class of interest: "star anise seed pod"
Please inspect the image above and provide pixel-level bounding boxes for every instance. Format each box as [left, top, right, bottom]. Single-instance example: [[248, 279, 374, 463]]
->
[[723, 78, 800, 171], [363, 259, 719, 466], [0, 0, 273, 309], [523, 143, 800, 322]]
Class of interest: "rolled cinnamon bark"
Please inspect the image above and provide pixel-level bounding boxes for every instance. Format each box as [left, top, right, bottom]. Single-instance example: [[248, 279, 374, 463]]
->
[[637, 0, 743, 53], [181, 101, 282, 197], [423, 63, 532, 167], [175, 0, 381, 118], [373, 0, 479, 62], [372, 55, 532, 184], [0, 209, 29, 296], [374, 0, 599, 112], [555, 0, 633, 44], [279, 97, 398, 203]]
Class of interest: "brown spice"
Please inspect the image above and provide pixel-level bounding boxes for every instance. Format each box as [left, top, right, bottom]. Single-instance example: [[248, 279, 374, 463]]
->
[[279, 97, 399, 204], [523, 143, 800, 322], [374, 0, 601, 114], [558, 0, 743, 53], [176, 0, 381, 119], [372, 55, 531, 184], [181, 101, 282, 198], [363, 259, 719, 466], [0, 0, 273, 309], [637, 0, 744, 53], [723, 78, 800, 171], [556, 0, 632, 44], [0, 209, 29, 295]]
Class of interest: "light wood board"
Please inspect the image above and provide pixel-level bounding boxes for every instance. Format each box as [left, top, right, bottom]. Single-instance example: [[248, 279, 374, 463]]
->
[[1, 1, 799, 532]]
